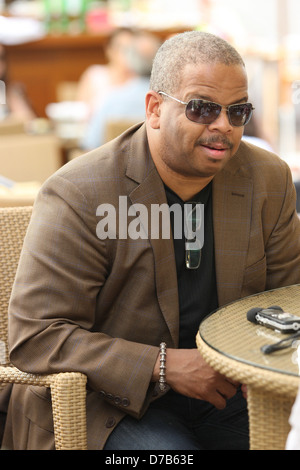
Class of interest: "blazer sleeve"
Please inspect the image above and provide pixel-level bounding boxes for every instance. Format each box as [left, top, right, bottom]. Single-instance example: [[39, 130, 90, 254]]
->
[[265, 160, 300, 289], [8, 173, 159, 419]]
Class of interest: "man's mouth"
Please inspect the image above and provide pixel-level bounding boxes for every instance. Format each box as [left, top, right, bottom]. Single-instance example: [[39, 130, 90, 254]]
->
[[197, 138, 233, 151], [202, 143, 228, 151], [196, 138, 234, 160]]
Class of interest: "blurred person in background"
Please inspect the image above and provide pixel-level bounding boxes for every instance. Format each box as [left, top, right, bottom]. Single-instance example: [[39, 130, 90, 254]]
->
[[81, 30, 161, 150], [0, 43, 36, 122], [77, 27, 142, 118]]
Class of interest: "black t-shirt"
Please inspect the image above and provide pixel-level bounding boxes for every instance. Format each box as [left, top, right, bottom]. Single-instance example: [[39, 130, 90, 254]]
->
[[164, 183, 219, 348]]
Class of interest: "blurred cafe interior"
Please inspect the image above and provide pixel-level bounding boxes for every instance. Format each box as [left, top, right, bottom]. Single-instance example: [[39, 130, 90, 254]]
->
[[0, 0, 299, 208]]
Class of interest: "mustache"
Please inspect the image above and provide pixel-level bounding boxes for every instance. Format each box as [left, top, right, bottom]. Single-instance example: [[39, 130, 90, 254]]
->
[[196, 136, 234, 149]]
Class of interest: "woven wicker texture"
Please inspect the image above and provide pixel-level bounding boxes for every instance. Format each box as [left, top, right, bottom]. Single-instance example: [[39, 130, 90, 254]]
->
[[199, 285, 300, 377], [197, 285, 300, 450], [0, 206, 87, 450]]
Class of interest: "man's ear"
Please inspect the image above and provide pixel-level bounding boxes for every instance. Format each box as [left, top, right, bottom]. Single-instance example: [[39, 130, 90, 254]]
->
[[145, 91, 161, 129]]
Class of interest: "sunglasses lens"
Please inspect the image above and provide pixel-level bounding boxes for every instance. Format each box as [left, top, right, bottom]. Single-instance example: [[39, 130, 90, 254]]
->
[[228, 104, 253, 127], [186, 100, 253, 127], [186, 100, 221, 124]]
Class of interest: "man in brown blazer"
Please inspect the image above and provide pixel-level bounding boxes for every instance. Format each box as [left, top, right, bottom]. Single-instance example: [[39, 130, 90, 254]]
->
[[3, 32, 300, 450]]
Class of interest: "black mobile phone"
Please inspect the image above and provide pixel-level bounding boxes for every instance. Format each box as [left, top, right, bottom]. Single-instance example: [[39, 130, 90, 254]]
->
[[247, 306, 300, 333]]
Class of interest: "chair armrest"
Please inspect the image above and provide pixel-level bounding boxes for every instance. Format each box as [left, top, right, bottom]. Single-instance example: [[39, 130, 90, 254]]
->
[[0, 366, 87, 450]]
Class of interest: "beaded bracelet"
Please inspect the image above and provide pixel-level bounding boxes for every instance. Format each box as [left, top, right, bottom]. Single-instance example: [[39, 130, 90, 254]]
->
[[159, 342, 167, 392]]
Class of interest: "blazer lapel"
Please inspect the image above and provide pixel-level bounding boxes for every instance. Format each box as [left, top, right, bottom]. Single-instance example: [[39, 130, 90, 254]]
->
[[126, 124, 179, 347], [213, 147, 253, 307]]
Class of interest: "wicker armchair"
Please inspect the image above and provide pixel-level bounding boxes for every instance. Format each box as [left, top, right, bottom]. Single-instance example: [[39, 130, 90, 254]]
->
[[0, 206, 88, 450]]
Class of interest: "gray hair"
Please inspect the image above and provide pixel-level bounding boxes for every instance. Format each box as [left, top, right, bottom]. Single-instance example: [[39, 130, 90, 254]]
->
[[150, 31, 245, 94]]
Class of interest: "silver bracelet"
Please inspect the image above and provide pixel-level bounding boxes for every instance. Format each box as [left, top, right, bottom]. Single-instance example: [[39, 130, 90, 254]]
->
[[159, 342, 167, 392]]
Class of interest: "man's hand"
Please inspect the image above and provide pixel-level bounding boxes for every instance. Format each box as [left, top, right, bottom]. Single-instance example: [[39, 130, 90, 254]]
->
[[152, 348, 240, 410]]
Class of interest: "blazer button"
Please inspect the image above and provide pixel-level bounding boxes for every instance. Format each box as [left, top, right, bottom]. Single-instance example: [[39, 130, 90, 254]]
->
[[122, 398, 130, 407], [105, 417, 116, 428], [114, 396, 121, 405]]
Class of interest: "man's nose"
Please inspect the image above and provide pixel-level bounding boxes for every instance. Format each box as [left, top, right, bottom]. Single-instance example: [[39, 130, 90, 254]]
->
[[207, 108, 233, 133]]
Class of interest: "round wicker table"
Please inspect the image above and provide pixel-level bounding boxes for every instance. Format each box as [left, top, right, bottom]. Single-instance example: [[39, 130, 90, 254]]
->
[[196, 284, 300, 450]]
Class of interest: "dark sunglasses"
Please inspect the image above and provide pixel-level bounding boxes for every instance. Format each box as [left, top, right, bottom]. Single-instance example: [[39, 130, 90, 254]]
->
[[158, 91, 254, 127]]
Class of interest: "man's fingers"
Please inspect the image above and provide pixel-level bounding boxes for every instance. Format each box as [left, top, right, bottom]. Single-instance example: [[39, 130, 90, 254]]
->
[[226, 378, 240, 388], [213, 391, 227, 409]]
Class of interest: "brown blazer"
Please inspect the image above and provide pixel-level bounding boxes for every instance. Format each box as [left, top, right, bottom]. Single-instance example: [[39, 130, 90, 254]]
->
[[3, 123, 300, 450]]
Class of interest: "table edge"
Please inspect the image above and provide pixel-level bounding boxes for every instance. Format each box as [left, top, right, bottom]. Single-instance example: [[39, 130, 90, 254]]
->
[[196, 332, 300, 395]]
